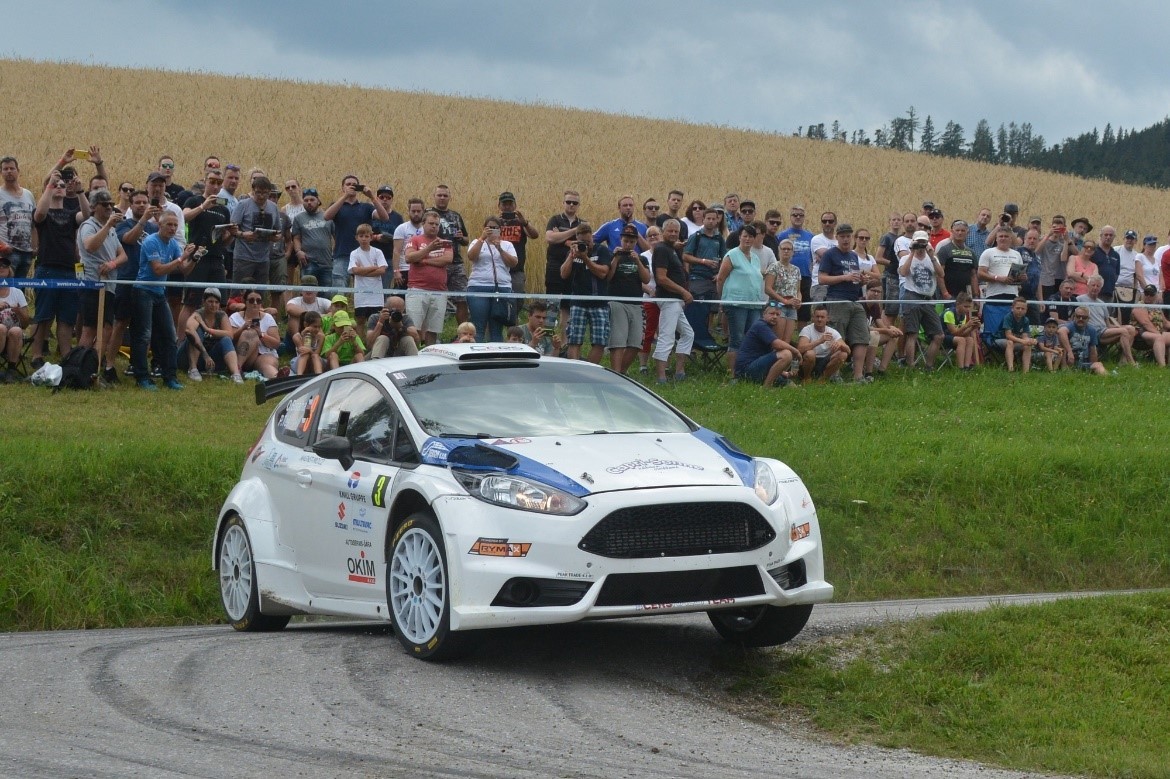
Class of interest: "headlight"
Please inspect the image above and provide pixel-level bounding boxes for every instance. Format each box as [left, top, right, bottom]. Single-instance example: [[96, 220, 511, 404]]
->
[[753, 459, 779, 505], [453, 471, 586, 515]]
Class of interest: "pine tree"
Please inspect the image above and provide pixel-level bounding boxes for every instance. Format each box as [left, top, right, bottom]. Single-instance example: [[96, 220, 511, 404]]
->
[[920, 115, 936, 154], [938, 121, 965, 157], [970, 120, 995, 162], [905, 106, 919, 149]]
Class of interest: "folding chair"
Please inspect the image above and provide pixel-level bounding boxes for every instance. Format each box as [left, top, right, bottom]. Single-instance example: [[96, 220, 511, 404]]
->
[[979, 301, 1012, 364], [683, 298, 726, 371]]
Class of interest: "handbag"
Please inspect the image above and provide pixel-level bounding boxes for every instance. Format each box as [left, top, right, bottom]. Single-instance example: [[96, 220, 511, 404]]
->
[[1113, 285, 1136, 304], [488, 245, 517, 325]]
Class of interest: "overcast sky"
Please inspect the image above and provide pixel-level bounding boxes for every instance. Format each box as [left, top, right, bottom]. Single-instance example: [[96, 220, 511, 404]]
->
[[10, 1, 1168, 146]]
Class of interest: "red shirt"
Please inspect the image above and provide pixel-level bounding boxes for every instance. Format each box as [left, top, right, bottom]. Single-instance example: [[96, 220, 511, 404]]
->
[[406, 234, 450, 291], [929, 228, 951, 248]]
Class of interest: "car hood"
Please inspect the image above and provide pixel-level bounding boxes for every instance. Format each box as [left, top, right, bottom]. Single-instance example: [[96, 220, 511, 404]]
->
[[486, 432, 746, 494]]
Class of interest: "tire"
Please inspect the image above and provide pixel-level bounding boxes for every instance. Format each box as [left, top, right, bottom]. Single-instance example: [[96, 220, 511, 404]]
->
[[387, 512, 473, 661], [218, 515, 290, 632], [707, 603, 813, 648]]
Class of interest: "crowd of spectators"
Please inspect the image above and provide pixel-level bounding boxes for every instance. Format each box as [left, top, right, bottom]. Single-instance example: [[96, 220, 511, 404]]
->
[[2, 148, 1169, 389]]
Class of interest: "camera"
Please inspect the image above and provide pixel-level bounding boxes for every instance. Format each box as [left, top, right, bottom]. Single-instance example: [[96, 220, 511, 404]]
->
[[193, 247, 207, 260], [390, 309, 403, 323], [574, 240, 587, 252], [1000, 213, 1011, 223], [60, 168, 75, 182], [150, 197, 160, 207], [349, 182, 363, 192]]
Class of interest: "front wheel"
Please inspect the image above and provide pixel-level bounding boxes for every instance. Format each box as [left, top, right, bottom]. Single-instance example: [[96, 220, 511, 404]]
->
[[218, 515, 290, 632], [707, 603, 813, 648], [387, 512, 473, 661]]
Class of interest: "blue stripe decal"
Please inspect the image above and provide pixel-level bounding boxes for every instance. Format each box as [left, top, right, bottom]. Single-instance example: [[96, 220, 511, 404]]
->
[[420, 436, 591, 497], [691, 428, 754, 486]]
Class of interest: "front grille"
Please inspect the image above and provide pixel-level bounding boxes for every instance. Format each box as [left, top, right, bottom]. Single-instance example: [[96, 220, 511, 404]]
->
[[595, 566, 765, 607], [578, 502, 775, 558]]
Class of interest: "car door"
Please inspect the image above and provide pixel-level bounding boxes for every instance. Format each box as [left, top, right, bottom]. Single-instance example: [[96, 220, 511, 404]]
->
[[305, 375, 417, 600]]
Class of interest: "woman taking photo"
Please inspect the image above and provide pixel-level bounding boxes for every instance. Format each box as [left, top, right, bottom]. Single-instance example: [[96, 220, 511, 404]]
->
[[467, 216, 517, 342], [229, 291, 280, 379]]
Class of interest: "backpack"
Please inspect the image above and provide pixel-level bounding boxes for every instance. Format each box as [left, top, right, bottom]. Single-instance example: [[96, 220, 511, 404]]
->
[[57, 346, 99, 390]]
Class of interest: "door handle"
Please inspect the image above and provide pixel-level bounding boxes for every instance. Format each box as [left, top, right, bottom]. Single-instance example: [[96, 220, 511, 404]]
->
[[295, 470, 312, 486]]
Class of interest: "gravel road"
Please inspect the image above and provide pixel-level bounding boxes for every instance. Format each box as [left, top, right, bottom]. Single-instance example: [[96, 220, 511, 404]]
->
[[0, 592, 1106, 779]]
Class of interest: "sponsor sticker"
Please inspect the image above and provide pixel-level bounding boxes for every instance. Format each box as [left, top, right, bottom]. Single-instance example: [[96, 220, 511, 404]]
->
[[636, 597, 736, 611], [790, 522, 811, 542], [260, 451, 287, 472], [420, 439, 450, 464], [556, 571, 594, 581], [347, 471, 361, 489], [345, 538, 372, 548], [347, 551, 376, 584], [468, 537, 532, 558], [371, 474, 389, 508], [605, 458, 704, 475], [489, 437, 531, 446], [335, 502, 348, 531], [352, 506, 372, 533]]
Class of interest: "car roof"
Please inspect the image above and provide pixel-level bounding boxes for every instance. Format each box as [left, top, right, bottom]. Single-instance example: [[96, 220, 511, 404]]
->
[[323, 343, 604, 382]]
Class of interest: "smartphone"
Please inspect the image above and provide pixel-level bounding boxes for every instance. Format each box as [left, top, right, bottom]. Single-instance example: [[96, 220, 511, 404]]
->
[[489, 228, 500, 238], [215, 197, 227, 207], [72, 149, 90, 161], [251, 318, 260, 328], [150, 197, 160, 207]]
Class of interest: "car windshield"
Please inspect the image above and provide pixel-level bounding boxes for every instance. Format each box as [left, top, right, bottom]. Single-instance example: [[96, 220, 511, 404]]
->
[[391, 362, 694, 438]]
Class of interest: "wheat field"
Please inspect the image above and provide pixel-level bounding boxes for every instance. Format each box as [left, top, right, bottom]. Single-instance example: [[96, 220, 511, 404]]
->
[[4, 58, 1168, 291]]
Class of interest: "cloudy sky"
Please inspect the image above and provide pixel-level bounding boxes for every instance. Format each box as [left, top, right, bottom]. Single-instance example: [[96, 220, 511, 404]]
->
[[11, 1, 1168, 146]]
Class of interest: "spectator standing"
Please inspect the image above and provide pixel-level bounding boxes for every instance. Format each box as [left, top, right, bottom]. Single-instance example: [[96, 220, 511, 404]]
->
[[561, 225, 611, 364], [325, 175, 388, 289], [132, 212, 196, 390], [898, 230, 946, 371], [594, 195, 648, 254], [968, 207, 994, 252], [978, 227, 1025, 302], [180, 168, 234, 335], [1065, 239, 1099, 297], [544, 190, 582, 327], [936, 219, 978, 299], [219, 164, 241, 211], [291, 187, 335, 287], [777, 206, 814, 315], [809, 211, 838, 303], [658, 190, 689, 242], [1138, 234, 1160, 295], [716, 225, 765, 375], [875, 212, 903, 320], [391, 198, 425, 294], [0, 156, 37, 279], [430, 184, 469, 324], [681, 199, 706, 237], [764, 238, 801, 344], [1036, 215, 1073, 299], [605, 225, 650, 374], [404, 210, 453, 345], [496, 191, 538, 294], [372, 185, 404, 294], [818, 223, 870, 383], [281, 179, 305, 222], [230, 176, 283, 295], [29, 169, 87, 367], [652, 219, 693, 383], [76, 190, 127, 356], [1093, 226, 1121, 300], [348, 224, 389, 323], [466, 216, 517, 342]]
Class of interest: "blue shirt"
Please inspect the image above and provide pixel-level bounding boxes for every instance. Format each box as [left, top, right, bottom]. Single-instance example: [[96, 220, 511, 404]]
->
[[115, 218, 158, 282], [1061, 322, 1100, 363], [1093, 247, 1120, 296], [777, 228, 813, 278], [734, 318, 778, 375], [682, 230, 725, 281], [136, 233, 181, 297], [330, 200, 377, 259], [593, 218, 647, 253], [819, 246, 862, 301]]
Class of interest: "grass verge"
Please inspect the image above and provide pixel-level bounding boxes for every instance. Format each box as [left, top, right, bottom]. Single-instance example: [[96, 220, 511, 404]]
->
[[723, 593, 1170, 779]]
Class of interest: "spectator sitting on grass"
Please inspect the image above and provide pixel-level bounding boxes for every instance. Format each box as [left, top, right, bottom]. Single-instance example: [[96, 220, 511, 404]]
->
[[1059, 306, 1107, 375], [505, 326, 524, 343], [229, 291, 280, 379], [1130, 284, 1170, 367], [321, 310, 365, 369], [292, 310, 324, 376], [1076, 274, 1137, 366], [995, 296, 1035, 373], [0, 256, 29, 381], [734, 302, 798, 387], [942, 291, 981, 371], [185, 287, 243, 384], [322, 294, 350, 335], [797, 305, 848, 383], [284, 274, 330, 342], [1035, 317, 1065, 372], [366, 295, 419, 359], [1044, 277, 1079, 323], [864, 281, 903, 376], [520, 300, 563, 356]]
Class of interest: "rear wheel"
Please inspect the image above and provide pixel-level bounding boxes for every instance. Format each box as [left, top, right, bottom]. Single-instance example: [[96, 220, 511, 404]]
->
[[387, 512, 473, 661], [708, 603, 813, 648], [218, 515, 290, 632]]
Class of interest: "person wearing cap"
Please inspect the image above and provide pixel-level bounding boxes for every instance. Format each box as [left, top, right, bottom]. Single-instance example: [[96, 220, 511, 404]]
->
[[898, 229, 946, 371], [320, 309, 366, 369], [323, 293, 351, 335], [726, 201, 757, 246], [926, 209, 950, 248], [291, 186, 336, 288], [0, 155, 38, 280], [1069, 217, 1092, 251], [184, 287, 243, 383], [371, 185, 404, 294], [145, 170, 185, 247], [28, 167, 88, 369], [1137, 234, 1161, 296], [1118, 229, 1140, 281], [1130, 284, 1170, 366], [818, 223, 871, 383], [180, 168, 234, 335], [1109, 226, 1141, 319], [324, 174, 389, 290], [0, 255, 30, 381], [496, 191, 538, 294], [229, 289, 280, 379], [998, 203, 1025, 245], [605, 223, 650, 374], [76, 189, 128, 359]]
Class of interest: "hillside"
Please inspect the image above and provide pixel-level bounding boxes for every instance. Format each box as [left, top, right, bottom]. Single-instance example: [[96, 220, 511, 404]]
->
[[4, 58, 1169, 289]]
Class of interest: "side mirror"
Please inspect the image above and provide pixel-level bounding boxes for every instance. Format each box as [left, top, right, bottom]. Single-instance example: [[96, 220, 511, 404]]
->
[[313, 435, 355, 471]]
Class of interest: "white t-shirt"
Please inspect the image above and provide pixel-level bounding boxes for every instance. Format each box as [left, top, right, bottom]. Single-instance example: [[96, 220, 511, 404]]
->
[[1117, 245, 1140, 289], [756, 245, 777, 277], [978, 247, 1022, 297], [640, 248, 656, 296], [798, 324, 842, 358], [1139, 253, 1161, 292], [902, 253, 937, 296], [286, 295, 331, 316], [0, 287, 28, 327], [393, 221, 425, 271], [809, 233, 834, 280], [229, 311, 279, 356], [857, 251, 876, 275], [348, 246, 388, 308], [467, 240, 516, 288], [893, 236, 913, 287]]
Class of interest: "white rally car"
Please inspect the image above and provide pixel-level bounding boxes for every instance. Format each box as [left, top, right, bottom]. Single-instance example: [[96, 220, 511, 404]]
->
[[214, 344, 832, 660]]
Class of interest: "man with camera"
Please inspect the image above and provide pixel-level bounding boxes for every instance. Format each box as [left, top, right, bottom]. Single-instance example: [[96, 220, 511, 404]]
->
[[180, 168, 235, 335], [560, 224, 611, 364], [404, 210, 454, 345], [898, 230, 947, 371], [520, 301, 564, 356], [1036, 215, 1074, 299], [324, 175, 389, 289], [76, 190, 128, 358], [230, 176, 283, 294], [366, 295, 419, 359], [496, 191, 538, 294], [606, 225, 651, 374]]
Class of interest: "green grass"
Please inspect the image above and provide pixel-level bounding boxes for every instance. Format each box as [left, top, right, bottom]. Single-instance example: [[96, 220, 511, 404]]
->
[[724, 592, 1170, 778]]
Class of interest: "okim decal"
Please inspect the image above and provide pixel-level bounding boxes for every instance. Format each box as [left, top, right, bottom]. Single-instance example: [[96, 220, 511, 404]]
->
[[347, 551, 376, 584], [371, 474, 389, 508], [468, 538, 531, 558]]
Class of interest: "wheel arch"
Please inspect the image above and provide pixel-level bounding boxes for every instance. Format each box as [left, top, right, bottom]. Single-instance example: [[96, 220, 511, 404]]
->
[[384, 488, 434, 559]]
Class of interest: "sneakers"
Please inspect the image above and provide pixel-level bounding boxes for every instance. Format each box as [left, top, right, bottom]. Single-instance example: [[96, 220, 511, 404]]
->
[[187, 368, 203, 382], [137, 379, 158, 391], [163, 379, 184, 390], [231, 373, 244, 384], [102, 367, 119, 384]]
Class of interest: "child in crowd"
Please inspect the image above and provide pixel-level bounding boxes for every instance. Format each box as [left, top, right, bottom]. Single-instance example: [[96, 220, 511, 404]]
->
[[321, 311, 365, 369], [942, 291, 982, 371], [454, 322, 477, 343], [996, 297, 1035, 372], [293, 310, 325, 376], [1035, 317, 1064, 371], [505, 326, 524, 343]]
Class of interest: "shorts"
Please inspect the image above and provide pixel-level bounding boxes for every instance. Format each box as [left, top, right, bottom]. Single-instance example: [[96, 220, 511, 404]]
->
[[740, 352, 779, 383], [113, 284, 135, 321], [80, 289, 115, 328], [882, 275, 901, 317], [31, 266, 80, 324], [812, 354, 833, 377], [900, 293, 944, 337], [567, 305, 609, 346], [446, 260, 468, 301], [406, 289, 446, 335], [779, 305, 798, 320], [268, 254, 288, 288], [232, 257, 269, 287], [826, 301, 869, 346], [607, 302, 643, 349]]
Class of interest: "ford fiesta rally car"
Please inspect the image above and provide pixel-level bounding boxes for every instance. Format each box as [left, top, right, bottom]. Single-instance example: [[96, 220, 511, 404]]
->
[[214, 343, 832, 660]]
